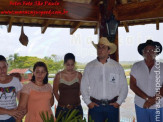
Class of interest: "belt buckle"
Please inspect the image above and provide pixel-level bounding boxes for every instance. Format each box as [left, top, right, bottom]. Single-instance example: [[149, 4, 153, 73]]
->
[[66, 104, 73, 109], [101, 99, 108, 106]]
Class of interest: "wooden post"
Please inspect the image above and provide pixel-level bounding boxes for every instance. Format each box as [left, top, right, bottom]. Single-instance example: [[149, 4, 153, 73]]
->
[[110, 30, 119, 62], [99, 0, 119, 62], [99, 0, 108, 38]]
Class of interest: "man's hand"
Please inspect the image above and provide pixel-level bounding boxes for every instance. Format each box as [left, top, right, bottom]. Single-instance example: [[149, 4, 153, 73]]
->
[[88, 102, 99, 109], [143, 100, 151, 108], [148, 96, 156, 105], [143, 96, 156, 108], [109, 102, 120, 108]]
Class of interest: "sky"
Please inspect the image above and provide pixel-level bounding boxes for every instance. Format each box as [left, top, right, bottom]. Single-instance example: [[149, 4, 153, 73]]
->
[[119, 24, 163, 62], [0, 23, 163, 63]]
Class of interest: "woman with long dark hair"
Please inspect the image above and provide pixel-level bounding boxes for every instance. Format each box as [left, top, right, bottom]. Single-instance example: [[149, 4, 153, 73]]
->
[[53, 53, 83, 120], [18, 61, 54, 122]]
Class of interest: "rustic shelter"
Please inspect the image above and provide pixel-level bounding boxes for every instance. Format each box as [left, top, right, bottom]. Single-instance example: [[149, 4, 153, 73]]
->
[[0, 0, 163, 61], [9, 68, 32, 82]]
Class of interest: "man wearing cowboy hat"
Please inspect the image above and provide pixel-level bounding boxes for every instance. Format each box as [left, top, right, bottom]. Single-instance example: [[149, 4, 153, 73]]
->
[[81, 37, 128, 122], [130, 40, 163, 122]]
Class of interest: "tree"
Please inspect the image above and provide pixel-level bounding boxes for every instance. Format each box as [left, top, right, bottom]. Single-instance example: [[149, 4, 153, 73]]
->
[[13, 53, 19, 62], [7, 55, 65, 73], [51, 54, 57, 61]]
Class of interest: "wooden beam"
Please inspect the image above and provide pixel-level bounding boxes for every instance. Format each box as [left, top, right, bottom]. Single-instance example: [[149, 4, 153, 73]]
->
[[94, 22, 99, 34], [0, 0, 98, 22], [70, 21, 82, 35], [121, 0, 128, 4], [156, 19, 159, 30], [123, 21, 129, 32], [119, 19, 163, 26], [114, 0, 163, 21], [7, 16, 14, 32], [41, 19, 51, 34], [107, 0, 116, 17], [131, 0, 139, 2], [90, 0, 100, 5], [116, 0, 121, 5], [61, 20, 66, 26]]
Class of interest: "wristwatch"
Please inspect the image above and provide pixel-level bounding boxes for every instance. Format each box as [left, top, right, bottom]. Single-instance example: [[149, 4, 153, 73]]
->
[[145, 97, 149, 101]]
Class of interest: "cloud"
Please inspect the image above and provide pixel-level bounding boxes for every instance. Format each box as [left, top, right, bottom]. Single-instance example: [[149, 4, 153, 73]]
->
[[0, 24, 162, 63]]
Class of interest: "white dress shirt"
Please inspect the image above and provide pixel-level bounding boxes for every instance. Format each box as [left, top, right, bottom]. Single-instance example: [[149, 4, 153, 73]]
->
[[130, 60, 163, 109], [80, 58, 128, 105]]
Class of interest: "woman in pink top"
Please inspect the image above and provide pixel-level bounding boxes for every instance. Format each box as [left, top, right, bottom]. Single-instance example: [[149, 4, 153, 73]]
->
[[17, 61, 54, 122]]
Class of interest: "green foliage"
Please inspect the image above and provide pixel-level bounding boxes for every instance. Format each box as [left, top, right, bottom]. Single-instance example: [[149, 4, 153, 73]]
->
[[40, 111, 54, 122], [121, 64, 132, 69], [40, 109, 86, 122], [7, 53, 87, 74], [76, 63, 86, 69], [56, 109, 85, 122], [40, 109, 109, 122], [7, 53, 64, 73], [88, 115, 94, 122], [48, 81, 53, 85], [127, 78, 130, 85]]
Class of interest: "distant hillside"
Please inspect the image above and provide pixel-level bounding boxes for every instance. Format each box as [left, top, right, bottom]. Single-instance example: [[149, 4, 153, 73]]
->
[[120, 59, 163, 69], [120, 59, 163, 65], [120, 61, 136, 65], [159, 59, 163, 62], [76, 59, 163, 70]]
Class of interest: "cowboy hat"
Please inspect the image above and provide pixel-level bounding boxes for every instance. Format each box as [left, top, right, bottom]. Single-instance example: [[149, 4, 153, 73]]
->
[[92, 37, 117, 54], [138, 40, 162, 55]]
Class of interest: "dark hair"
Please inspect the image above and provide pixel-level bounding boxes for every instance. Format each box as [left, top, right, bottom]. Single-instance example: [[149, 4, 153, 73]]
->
[[31, 61, 48, 84], [64, 53, 75, 64], [0, 55, 7, 62]]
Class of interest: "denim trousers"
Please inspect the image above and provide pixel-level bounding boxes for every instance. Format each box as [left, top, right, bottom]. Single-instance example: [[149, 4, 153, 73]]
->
[[88, 104, 119, 122], [135, 104, 163, 122], [0, 117, 16, 122]]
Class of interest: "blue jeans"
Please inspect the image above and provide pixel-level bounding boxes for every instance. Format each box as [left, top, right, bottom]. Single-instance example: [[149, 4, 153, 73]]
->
[[135, 104, 163, 122], [0, 117, 16, 122], [88, 104, 119, 122]]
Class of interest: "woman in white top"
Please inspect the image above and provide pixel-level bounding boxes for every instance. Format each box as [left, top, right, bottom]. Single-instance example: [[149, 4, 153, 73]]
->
[[0, 55, 23, 122]]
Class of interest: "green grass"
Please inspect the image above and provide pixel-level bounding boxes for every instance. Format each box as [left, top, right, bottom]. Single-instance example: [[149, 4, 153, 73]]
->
[[48, 81, 53, 85], [127, 78, 130, 85], [22, 81, 30, 84]]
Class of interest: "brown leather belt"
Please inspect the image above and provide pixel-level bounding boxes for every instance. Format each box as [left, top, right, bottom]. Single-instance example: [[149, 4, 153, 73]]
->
[[58, 104, 81, 109], [90, 96, 118, 106]]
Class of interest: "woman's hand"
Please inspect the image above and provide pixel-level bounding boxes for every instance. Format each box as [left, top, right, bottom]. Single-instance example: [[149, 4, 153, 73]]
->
[[7, 109, 24, 119]]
